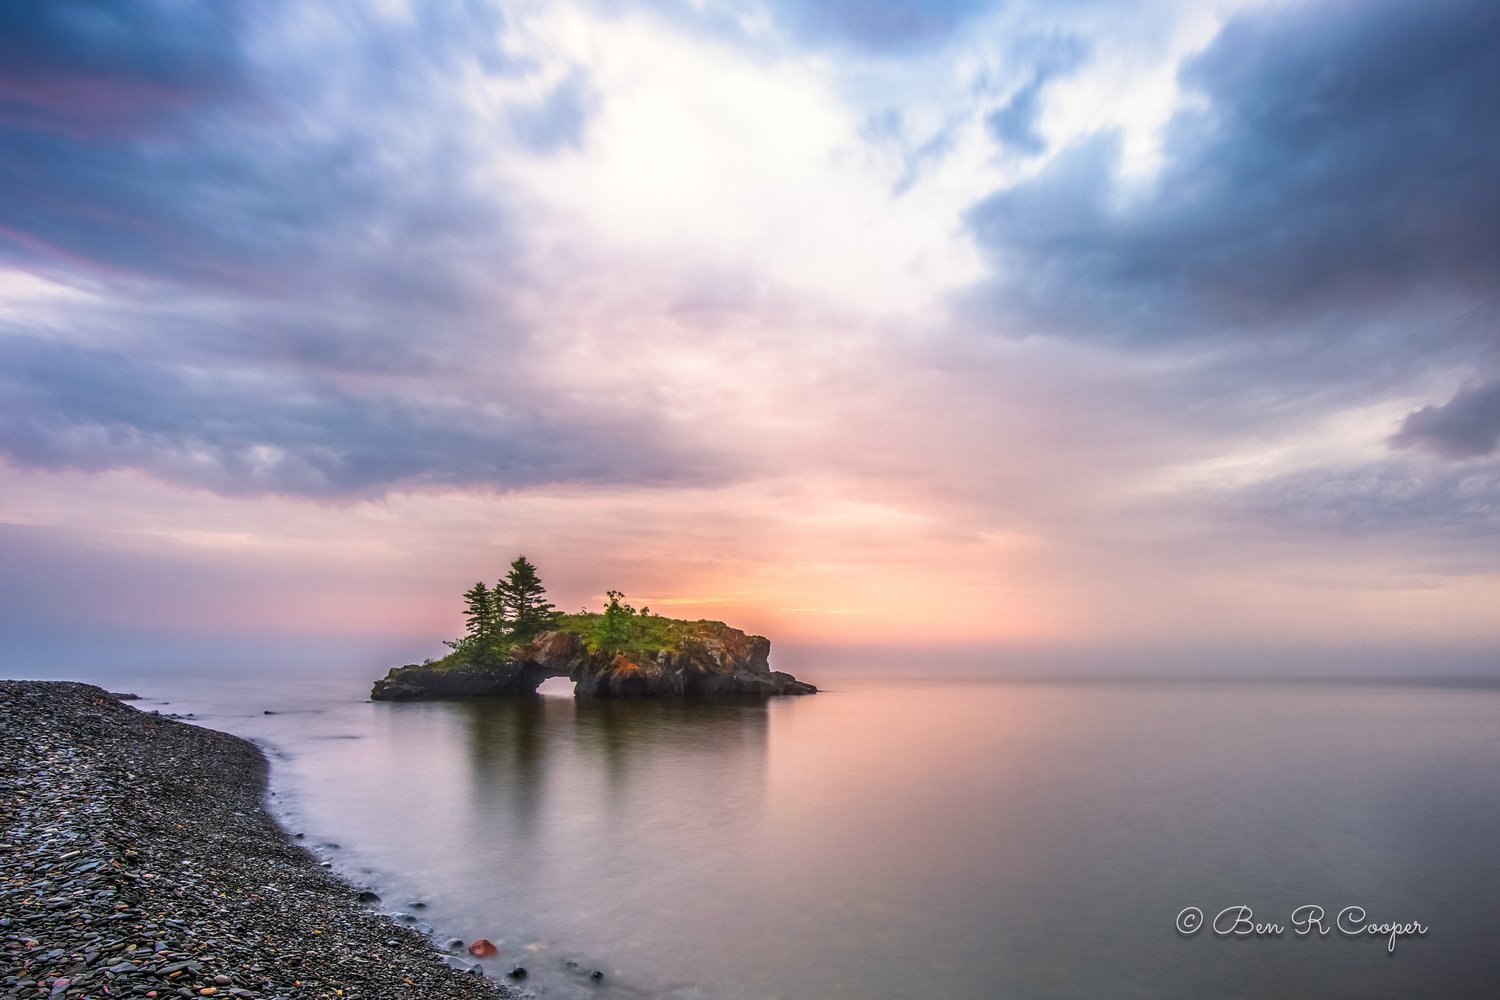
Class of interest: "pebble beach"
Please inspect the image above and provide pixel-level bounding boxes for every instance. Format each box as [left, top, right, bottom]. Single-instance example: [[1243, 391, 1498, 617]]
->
[[0, 680, 522, 1000]]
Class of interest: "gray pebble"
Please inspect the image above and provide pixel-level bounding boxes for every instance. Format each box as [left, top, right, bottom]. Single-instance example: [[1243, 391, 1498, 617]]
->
[[1, 681, 516, 1000]]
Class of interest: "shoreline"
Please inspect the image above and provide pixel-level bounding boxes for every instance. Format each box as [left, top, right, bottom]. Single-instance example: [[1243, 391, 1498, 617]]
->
[[1, 680, 522, 999]]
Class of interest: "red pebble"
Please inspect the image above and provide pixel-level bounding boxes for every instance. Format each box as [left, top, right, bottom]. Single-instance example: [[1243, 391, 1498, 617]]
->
[[468, 938, 498, 958]]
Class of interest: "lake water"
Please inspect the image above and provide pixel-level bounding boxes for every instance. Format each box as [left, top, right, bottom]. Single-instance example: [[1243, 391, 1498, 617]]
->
[[44, 670, 1500, 997]]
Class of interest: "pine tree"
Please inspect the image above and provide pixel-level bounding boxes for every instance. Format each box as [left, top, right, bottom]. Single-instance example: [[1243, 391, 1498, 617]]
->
[[461, 581, 499, 646], [496, 555, 558, 639]]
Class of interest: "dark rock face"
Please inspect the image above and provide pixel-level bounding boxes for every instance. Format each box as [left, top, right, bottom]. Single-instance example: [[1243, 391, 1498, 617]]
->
[[370, 660, 537, 700], [371, 623, 816, 701], [570, 626, 816, 698]]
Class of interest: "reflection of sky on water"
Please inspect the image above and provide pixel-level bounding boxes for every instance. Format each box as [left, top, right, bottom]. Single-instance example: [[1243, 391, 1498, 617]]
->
[[59, 671, 1500, 999], [454, 695, 769, 858]]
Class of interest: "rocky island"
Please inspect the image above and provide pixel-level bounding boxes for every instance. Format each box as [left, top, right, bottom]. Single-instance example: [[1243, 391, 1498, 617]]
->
[[372, 557, 816, 701]]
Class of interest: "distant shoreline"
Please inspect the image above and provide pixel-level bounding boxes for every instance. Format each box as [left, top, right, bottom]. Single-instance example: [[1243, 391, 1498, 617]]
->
[[0, 680, 518, 999]]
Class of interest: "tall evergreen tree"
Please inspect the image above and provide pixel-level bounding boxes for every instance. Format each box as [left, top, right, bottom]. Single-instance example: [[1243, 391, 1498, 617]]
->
[[496, 555, 558, 638], [462, 580, 499, 646]]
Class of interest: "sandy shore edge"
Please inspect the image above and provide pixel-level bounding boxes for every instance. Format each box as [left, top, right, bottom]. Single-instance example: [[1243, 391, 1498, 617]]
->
[[1, 680, 523, 999]]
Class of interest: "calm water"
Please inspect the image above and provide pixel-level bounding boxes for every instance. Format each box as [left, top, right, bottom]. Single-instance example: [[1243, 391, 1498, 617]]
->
[[49, 671, 1500, 997]]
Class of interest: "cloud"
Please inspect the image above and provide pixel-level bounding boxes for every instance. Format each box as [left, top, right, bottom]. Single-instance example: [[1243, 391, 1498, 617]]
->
[[507, 69, 600, 155], [0, 0, 539, 295], [964, 0, 1500, 344], [0, 0, 274, 286], [4, 0, 1499, 661], [0, 0, 246, 134], [1391, 379, 1500, 459], [0, 2, 725, 499], [0, 335, 727, 497], [761, 0, 996, 53], [602, 0, 1006, 56], [984, 34, 1089, 156], [985, 78, 1048, 156], [1214, 457, 1500, 550]]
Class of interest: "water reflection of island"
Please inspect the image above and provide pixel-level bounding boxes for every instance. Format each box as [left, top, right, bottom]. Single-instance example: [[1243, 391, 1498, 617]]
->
[[451, 695, 771, 841]]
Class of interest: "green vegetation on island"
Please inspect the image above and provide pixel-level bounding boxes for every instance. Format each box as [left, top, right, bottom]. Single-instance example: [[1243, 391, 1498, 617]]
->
[[557, 591, 708, 658], [374, 556, 816, 699], [440, 557, 721, 666], [447, 555, 561, 662]]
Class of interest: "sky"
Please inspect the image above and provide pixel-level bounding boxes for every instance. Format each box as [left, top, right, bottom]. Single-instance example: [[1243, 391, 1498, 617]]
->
[[2, 0, 1498, 677]]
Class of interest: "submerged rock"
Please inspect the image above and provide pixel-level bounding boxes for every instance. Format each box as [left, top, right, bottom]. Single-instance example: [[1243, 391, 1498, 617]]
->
[[371, 622, 816, 701]]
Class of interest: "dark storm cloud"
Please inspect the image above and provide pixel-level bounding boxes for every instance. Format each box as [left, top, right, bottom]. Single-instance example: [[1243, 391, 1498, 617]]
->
[[965, 0, 1500, 343], [0, 337, 723, 497], [1392, 380, 1500, 459]]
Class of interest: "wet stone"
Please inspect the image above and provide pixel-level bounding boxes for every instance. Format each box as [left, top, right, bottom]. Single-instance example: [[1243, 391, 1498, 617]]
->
[[0, 681, 517, 1000]]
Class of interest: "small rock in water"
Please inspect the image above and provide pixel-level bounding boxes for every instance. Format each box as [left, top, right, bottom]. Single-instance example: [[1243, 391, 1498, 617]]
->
[[468, 938, 498, 958], [408, 900, 427, 909], [356, 890, 381, 904], [262, 710, 276, 715], [507, 966, 528, 980]]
